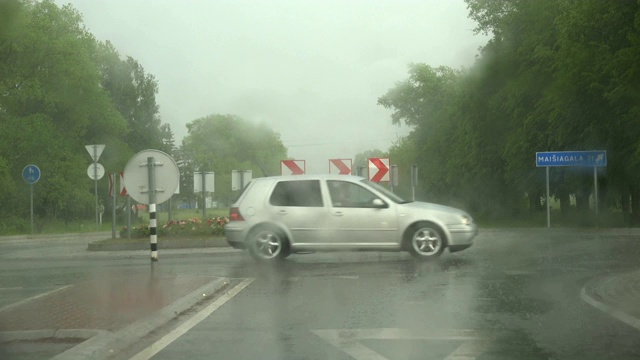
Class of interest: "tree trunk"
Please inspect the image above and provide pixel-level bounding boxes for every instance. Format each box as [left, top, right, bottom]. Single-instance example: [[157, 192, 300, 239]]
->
[[621, 190, 631, 226], [528, 191, 542, 213], [559, 192, 570, 215], [631, 188, 640, 225], [575, 189, 589, 211]]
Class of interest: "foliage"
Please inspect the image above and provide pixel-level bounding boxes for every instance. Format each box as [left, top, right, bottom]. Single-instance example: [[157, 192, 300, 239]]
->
[[379, 0, 640, 224], [0, 0, 170, 233], [179, 114, 288, 206]]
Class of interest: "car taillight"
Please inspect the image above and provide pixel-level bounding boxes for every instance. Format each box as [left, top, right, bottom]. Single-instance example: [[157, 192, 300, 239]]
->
[[229, 207, 244, 221]]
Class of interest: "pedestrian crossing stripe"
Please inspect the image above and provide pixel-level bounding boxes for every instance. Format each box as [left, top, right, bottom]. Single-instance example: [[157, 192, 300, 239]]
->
[[312, 328, 491, 360]]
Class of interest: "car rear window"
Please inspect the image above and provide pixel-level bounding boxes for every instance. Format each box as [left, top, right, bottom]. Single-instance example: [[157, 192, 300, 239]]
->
[[269, 180, 323, 207], [232, 179, 254, 204]]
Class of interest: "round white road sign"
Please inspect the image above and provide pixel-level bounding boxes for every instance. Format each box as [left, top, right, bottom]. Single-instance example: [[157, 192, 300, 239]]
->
[[123, 149, 180, 205], [87, 163, 105, 180]]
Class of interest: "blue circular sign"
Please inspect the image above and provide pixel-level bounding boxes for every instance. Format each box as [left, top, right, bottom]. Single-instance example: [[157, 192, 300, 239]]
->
[[22, 164, 41, 184]]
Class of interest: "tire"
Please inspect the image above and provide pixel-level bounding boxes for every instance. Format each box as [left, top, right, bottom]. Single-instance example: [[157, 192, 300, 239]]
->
[[247, 226, 289, 262], [405, 222, 446, 260]]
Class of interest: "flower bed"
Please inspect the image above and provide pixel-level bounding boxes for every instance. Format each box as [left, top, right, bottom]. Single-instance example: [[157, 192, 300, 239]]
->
[[120, 217, 229, 238]]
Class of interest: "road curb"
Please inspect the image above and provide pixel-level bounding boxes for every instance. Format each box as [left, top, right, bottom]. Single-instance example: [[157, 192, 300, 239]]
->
[[580, 273, 640, 332], [50, 277, 232, 360], [0, 329, 110, 343]]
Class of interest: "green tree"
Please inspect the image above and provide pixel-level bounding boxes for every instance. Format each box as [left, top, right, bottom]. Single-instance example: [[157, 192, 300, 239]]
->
[[180, 114, 288, 206], [0, 0, 167, 232], [96, 41, 164, 153]]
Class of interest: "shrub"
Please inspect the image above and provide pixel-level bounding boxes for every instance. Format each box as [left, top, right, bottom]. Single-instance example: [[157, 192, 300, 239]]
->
[[120, 217, 229, 238]]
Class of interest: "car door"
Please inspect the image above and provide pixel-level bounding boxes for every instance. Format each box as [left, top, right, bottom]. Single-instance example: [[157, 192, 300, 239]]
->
[[267, 179, 328, 244], [325, 180, 398, 245]]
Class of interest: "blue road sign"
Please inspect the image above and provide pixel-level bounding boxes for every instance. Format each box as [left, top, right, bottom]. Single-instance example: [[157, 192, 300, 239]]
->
[[536, 151, 607, 167], [22, 164, 41, 184]]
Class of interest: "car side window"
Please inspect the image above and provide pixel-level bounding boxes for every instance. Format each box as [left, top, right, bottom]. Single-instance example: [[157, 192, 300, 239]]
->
[[269, 180, 323, 207], [328, 180, 378, 208]]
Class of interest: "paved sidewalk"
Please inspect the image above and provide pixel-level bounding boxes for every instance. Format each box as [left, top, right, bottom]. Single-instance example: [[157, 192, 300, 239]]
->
[[0, 274, 218, 332], [0, 273, 231, 359], [582, 269, 640, 331]]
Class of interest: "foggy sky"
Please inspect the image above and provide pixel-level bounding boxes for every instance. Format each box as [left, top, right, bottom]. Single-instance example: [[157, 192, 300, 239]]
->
[[56, 0, 487, 174]]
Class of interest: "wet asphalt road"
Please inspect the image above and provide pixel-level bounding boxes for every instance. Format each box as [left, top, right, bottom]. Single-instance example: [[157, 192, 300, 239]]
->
[[2, 229, 640, 359]]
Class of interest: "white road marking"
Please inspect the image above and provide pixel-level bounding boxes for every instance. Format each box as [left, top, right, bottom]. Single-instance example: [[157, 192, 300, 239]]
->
[[129, 278, 254, 360], [580, 287, 640, 332], [313, 328, 488, 360], [0, 285, 71, 313], [288, 275, 359, 281], [335, 275, 359, 280], [445, 339, 492, 360]]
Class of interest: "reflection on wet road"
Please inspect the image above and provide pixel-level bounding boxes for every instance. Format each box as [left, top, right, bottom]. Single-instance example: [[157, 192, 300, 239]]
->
[[138, 230, 640, 359], [1, 229, 640, 359]]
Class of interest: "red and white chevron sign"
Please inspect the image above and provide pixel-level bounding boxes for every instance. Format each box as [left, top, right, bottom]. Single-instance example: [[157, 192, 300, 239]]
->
[[280, 160, 305, 175], [329, 159, 352, 175], [109, 172, 128, 196], [119, 172, 128, 196], [368, 157, 390, 182]]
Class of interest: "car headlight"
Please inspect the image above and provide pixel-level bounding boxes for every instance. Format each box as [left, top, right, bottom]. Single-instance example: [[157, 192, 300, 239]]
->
[[461, 215, 472, 225]]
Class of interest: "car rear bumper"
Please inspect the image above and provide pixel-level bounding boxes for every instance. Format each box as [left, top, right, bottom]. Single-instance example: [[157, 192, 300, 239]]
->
[[224, 225, 247, 249]]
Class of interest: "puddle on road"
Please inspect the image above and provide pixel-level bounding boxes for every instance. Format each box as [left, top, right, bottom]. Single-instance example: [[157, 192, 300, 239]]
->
[[475, 274, 554, 317], [477, 329, 556, 360]]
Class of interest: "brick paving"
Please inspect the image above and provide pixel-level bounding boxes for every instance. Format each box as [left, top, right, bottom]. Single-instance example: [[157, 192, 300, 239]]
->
[[0, 274, 216, 332]]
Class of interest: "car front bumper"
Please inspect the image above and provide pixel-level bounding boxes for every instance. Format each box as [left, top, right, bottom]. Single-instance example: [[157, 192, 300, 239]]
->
[[447, 223, 479, 248]]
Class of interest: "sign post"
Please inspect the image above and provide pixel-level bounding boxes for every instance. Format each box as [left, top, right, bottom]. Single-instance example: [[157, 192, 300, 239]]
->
[[147, 157, 158, 260], [85, 144, 106, 231], [546, 167, 550, 228], [232, 170, 252, 191], [22, 165, 41, 234], [390, 165, 398, 192], [194, 172, 215, 219], [411, 164, 418, 201], [124, 149, 180, 261], [594, 166, 599, 227], [535, 150, 607, 228], [109, 173, 117, 239]]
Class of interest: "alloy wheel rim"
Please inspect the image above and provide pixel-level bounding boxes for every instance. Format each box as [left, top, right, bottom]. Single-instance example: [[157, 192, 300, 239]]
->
[[412, 228, 441, 256], [254, 231, 282, 259]]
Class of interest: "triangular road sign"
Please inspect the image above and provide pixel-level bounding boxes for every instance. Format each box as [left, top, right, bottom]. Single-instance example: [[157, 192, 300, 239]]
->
[[85, 144, 106, 162]]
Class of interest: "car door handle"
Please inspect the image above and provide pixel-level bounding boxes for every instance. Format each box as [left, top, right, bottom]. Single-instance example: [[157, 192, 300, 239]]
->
[[333, 211, 344, 217], [278, 210, 287, 215]]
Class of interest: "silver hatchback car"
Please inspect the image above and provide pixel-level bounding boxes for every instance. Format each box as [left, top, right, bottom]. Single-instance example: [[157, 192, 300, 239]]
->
[[224, 174, 478, 262]]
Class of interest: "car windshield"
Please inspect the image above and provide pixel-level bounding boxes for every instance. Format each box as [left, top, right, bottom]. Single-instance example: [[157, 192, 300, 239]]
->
[[360, 179, 408, 204]]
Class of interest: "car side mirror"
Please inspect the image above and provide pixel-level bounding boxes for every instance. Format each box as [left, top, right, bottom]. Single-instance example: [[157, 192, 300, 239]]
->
[[372, 198, 387, 208]]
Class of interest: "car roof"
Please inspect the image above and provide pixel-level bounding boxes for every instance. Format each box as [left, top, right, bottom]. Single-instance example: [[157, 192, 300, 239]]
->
[[252, 174, 366, 182]]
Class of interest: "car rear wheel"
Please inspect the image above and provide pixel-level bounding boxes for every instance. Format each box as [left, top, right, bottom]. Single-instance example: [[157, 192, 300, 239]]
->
[[248, 226, 289, 262], [406, 222, 445, 259]]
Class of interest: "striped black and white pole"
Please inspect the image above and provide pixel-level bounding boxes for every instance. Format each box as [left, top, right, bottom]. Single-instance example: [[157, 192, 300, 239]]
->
[[147, 156, 158, 261], [150, 203, 158, 261]]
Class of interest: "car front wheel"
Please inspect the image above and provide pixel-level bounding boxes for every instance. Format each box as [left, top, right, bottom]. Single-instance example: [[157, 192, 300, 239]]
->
[[406, 222, 445, 259], [248, 226, 288, 262]]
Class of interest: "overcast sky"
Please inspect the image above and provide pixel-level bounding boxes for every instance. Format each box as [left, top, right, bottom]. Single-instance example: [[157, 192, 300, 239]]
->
[[57, 0, 488, 174]]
